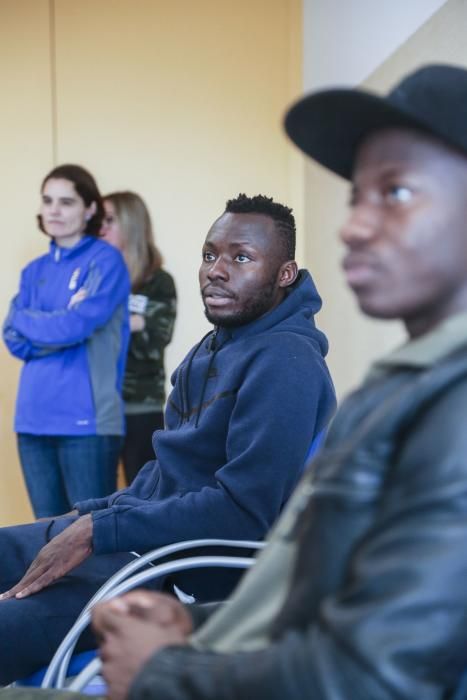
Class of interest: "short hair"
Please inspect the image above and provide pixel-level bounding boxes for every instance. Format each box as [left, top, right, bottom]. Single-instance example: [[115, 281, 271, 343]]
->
[[38, 164, 104, 237], [225, 193, 296, 260], [103, 191, 163, 290]]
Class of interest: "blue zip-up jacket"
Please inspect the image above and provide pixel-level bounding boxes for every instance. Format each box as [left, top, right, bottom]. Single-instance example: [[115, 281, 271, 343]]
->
[[76, 270, 336, 555], [3, 236, 130, 435]]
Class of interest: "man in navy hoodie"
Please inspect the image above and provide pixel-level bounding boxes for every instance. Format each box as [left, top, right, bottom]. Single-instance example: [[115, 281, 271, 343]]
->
[[0, 193, 335, 683]]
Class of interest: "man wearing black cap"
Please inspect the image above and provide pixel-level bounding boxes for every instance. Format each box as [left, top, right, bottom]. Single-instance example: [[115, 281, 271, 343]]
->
[[5, 63, 467, 700]]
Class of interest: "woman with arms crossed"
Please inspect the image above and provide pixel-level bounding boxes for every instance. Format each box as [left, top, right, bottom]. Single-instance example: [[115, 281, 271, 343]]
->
[[3, 164, 130, 517]]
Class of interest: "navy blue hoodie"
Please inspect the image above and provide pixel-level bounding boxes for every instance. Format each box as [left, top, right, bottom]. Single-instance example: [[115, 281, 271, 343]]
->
[[76, 270, 336, 557]]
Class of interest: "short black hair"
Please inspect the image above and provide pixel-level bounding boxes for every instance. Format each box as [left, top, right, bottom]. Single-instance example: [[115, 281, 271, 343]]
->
[[225, 193, 296, 260]]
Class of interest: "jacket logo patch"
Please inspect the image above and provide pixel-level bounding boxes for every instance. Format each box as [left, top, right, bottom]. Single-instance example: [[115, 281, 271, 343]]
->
[[69, 268, 81, 290]]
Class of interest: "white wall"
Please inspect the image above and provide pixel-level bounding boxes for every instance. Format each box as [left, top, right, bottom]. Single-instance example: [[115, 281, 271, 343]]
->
[[299, 0, 467, 399], [303, 0, 447, 90]]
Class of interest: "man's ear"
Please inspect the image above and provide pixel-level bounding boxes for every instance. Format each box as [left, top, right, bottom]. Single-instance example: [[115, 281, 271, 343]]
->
[[278, 260, 299, 288]]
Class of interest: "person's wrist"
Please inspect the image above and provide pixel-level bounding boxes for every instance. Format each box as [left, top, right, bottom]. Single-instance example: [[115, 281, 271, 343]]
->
[[77, 513, 94, 549]]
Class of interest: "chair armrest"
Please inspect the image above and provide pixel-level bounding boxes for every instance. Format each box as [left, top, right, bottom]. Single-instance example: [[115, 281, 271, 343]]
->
[[43, 549, 258, 689]]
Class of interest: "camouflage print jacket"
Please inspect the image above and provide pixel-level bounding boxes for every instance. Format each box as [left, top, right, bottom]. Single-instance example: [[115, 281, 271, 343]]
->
[[123, 268, 176, 413]]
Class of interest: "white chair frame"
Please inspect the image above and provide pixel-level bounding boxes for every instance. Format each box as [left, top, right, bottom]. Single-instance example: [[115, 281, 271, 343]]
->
[[41, 538, 265, 690]]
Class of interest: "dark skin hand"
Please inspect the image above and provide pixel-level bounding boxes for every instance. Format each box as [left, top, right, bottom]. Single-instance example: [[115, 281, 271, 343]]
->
[[92, 590, 192, 700], [0, 513, 93, 600]]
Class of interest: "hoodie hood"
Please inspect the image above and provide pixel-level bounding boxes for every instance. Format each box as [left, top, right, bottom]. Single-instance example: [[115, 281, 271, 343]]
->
[[179, 269, 329, 428], [216, 269, 328, 356]]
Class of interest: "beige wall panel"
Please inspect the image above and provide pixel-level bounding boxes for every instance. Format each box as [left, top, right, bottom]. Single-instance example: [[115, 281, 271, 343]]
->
[[53, 0, 302, 382], [0, 1, 301, 524], [0, 0, 53, 524], [304, 0, 467, 399]]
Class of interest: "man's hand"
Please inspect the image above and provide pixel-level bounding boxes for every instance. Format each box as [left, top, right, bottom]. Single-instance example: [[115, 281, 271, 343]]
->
[[92, 591, 192, 700], [107, 590, 193, 630], [0, 514, 93, 600]]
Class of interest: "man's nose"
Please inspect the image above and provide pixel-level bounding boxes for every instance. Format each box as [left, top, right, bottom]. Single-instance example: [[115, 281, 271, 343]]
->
[[339, 204, 379, 247], [207, 257, 229, 280]]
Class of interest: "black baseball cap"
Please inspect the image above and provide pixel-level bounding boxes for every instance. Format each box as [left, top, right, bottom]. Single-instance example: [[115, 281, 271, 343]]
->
[[284, 63, 467, 180]]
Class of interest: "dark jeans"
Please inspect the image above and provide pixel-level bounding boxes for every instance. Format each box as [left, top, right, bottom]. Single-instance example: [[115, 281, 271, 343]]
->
[[17, 434, 123, 518], [121, 412, 164, 484]]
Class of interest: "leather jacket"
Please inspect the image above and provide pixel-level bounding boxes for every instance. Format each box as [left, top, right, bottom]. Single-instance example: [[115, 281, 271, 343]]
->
[[130, 344, 467, 700]]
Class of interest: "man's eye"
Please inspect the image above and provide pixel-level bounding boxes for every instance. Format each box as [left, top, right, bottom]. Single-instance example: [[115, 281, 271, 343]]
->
[[386, 185, 413, 203], [203, 252, 215, 262], [236, 254, 250, 263]]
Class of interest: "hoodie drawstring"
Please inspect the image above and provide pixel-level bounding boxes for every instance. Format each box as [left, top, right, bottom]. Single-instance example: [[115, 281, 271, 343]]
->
[[177, 330, 213, 426], [195, 337, 221, 428], [177, 327, 228, 428]]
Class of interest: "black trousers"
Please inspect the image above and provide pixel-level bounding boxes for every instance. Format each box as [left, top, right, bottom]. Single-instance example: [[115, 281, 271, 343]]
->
[[121, 412, 164, 484]]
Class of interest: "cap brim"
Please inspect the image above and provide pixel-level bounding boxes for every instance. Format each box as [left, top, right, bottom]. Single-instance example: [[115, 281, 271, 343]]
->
[[284, 89, 429, 180]]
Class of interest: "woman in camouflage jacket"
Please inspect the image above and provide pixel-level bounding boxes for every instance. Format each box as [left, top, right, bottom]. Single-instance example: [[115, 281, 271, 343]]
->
[[102, 191, 177, 483]]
